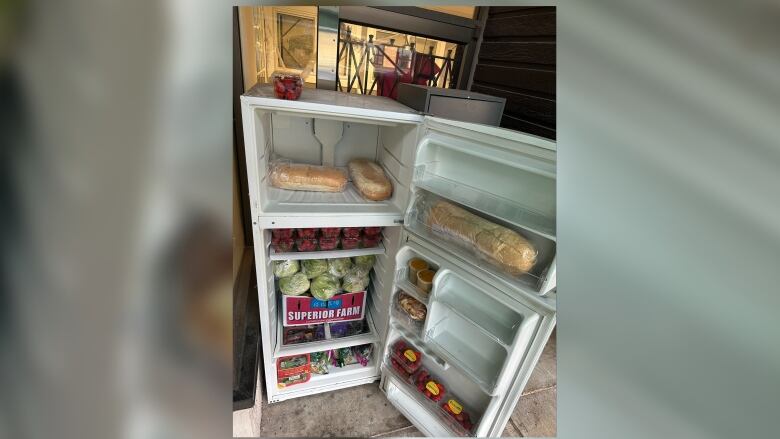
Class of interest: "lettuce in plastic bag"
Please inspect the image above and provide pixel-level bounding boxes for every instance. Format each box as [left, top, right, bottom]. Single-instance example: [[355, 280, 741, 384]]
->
[[341, 266, 369, 293], [302, 259, 328, 279], [310, 274, 340, 300], [328, 257, 352, 278], [279, 272, 310, 296], [353, 255, 375, 269], [273, 259, 299, 278]]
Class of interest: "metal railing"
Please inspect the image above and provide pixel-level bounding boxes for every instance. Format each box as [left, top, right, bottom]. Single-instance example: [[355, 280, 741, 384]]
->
[[337, 27, 457, 96]]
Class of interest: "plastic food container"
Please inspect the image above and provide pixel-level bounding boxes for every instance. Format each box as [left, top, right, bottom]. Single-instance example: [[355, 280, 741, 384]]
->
[[276, 354, 310, 388], [272, 72, 303, 100], [416, 269, 435, 293], [272, 228, 295, 239], [341, 236, 360, 249], [408, 258, 429, 284], [362, 234, 381, 248], [297, 228, 318, 239], [342, 227, 362, 238], [319, 236, 339, 251], [320, 227, 341, 238], [414, 369, 446, 402], [363, 227, 382, 236], [296, 238, 318, 252], [390, 339, 423, 375], [441, 399, 475, 433], [272, 237, 295, 253]]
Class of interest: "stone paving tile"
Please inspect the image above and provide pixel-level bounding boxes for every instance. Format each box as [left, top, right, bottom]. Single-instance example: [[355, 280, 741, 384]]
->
[[257, 333, 556, 437], [524, 331, 557, 394], [259, 383, 412, 437], [371, 425, 425, 437], [502, 419, 521, 437], [510, 387, 557, 437]]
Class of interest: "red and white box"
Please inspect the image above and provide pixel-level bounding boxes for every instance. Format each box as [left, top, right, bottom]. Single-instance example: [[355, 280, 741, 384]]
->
[[283, 291, 367, 326]]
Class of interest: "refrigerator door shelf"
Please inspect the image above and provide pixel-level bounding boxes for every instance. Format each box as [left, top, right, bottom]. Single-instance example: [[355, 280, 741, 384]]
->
[[383, 373, 459, 437], [382, 364, 478, 436], [423, 309, 509, 396], [430, 269, 526, 347], [413, 165, 555, 241], [393, 268, 432, 305], [405, 190, 556, 297], [269, 241, 387, 261]]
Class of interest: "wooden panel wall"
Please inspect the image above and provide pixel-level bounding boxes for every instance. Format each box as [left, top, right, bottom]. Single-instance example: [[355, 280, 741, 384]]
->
[[471, 6, 556, 139]]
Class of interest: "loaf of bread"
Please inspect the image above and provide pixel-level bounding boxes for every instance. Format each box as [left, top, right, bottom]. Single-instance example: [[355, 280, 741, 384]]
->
[[425, 200, 537, 275], [348, 159, 393, 201], [269, 162, 348, 192]]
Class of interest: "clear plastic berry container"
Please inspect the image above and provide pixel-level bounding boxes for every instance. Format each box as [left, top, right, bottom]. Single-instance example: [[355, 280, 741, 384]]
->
[[272, 237, 294, 253], [296, 238, 318, 252], [362, 234, 381, 248], [272, 72, 303, 100], [272, 228, 295, 239], [319, 236, 339, 251], [342, 227, 362, 238], [413, 369, 446, 402], [341, 236, 360, 249], [363, 227, 382, 236], [320, 227, 341, 238], [390, 339, 423, 375], [297, 228, 318, 239]]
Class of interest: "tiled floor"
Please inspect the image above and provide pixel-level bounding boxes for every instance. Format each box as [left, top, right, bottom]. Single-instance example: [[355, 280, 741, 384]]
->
[[247, 332, 556, 437]]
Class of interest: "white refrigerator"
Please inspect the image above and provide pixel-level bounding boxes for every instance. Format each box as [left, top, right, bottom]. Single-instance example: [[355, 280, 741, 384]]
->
[[241, 85, 557, 437]]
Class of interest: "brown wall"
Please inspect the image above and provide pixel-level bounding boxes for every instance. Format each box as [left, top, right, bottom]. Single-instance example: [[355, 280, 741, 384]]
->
[[471, 6, 556, 139]]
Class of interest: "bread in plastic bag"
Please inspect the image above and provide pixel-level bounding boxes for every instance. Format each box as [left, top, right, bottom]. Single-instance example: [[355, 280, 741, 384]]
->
[[422, 198, 537, 275], [269, 160, 348, 192]]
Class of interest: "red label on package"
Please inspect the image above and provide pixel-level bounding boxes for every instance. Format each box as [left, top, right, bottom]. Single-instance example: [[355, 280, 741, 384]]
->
[[283, 291, 367, 326]]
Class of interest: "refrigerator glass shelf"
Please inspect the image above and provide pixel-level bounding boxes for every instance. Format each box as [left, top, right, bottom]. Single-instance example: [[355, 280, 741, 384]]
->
[[269, 242, 386, 261], [413, 166, 555, 241], [424, 311, 507, 396], [382, 363, 479, 436]]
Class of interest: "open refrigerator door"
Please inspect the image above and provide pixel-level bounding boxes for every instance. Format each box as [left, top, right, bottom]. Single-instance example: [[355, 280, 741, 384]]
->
[[377, 116, 557, 437]]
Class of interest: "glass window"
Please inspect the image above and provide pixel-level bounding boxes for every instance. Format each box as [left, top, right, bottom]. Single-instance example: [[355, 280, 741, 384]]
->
[[277, 13, 315, 70], [237, 6, 317, 89], [337, 22, 461, 98]]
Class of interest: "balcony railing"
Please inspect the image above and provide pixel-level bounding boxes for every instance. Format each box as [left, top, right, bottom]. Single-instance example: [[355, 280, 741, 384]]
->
[[337, 28, 457, 97]]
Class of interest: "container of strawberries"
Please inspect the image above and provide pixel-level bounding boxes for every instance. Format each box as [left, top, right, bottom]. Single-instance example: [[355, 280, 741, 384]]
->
[[297, 228, 318, 239], [296, 238, 318, 252], [441, 399, 475, 433], [390, 339, 423, 376], [342, 227, 362, 238], [272, 237, 295, 253], [272, 71, 303, 100], [414, 369, 446, 402], [320, 227, 341, 238]]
